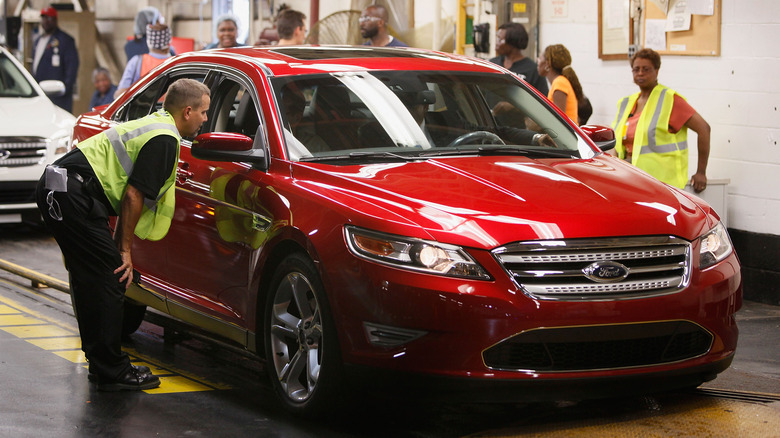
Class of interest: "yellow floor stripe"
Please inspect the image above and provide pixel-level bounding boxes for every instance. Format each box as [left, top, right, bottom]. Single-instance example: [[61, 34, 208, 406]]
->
[[124, 347, 231, 390], [0, 304, 20, 314], [144, 376, 214, 394], [1, 324, 75, 338], [26, 336, 81, 350], [0, 314, 45, 326], [53, 350, 87, 363], [0, 295, 225, 394]]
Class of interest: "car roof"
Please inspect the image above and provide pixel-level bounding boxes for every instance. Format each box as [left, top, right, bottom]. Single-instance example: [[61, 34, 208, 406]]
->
[[169, 45, 507, 77]]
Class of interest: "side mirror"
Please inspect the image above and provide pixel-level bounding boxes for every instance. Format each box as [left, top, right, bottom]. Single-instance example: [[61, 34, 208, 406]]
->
[[580, 125, 616, 151], [39, 80, 66, 98], [191, 132, 266, 165]]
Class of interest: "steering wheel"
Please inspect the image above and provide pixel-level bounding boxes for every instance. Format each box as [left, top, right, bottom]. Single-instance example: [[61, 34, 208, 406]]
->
[[446, 131, 506, 148]]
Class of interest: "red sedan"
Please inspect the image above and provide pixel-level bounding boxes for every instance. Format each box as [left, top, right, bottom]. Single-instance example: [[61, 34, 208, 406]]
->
[[72, 46, 741, 416]]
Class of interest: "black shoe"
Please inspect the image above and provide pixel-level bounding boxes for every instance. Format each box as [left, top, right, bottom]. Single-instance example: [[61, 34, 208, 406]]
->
[[96, 367, 160, 391], [88, 364, 151, 383]]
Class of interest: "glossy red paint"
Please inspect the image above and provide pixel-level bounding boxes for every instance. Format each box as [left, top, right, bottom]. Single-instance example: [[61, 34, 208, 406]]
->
[[71, 46, 741, 411]]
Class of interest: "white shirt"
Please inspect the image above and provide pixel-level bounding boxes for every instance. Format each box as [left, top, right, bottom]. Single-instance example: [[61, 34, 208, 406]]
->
[[33, 34, 51, 75]]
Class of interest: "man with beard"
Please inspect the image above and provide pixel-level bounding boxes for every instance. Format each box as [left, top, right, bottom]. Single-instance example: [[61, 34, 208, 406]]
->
[[359, 5, 408, 47]]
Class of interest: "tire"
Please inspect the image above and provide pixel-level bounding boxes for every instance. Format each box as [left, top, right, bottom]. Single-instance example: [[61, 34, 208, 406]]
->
[[121, 300, 147, 338], [264, 253, 343, 417]]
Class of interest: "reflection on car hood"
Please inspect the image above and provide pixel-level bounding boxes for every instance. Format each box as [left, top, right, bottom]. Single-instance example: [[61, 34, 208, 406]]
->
[[293, 155, 708, 249], [0, 96, 75, 137]]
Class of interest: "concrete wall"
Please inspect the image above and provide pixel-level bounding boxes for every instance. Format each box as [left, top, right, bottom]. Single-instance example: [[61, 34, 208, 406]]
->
[[537, 0, 780, 237]]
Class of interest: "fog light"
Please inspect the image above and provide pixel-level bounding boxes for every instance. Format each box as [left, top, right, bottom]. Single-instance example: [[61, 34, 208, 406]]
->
[[363, 322, 427, 347]]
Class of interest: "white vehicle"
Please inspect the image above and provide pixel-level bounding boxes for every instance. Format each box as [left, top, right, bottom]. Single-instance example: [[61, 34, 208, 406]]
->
[[0, 45, 75, 224]]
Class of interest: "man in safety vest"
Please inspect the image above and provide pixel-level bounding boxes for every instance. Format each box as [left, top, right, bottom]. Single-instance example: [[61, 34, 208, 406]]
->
[[35, 78, 210, 391], [611, 48, 710, 192]]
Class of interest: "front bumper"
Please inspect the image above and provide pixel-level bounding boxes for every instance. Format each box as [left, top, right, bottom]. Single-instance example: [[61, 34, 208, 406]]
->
[[344, 355, 734, 403], [327, 249, 742, 385]]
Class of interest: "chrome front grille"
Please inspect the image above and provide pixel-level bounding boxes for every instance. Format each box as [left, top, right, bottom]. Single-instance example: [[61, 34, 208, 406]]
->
[[0, 137, 48, 167], [493, 236, 691, 300]]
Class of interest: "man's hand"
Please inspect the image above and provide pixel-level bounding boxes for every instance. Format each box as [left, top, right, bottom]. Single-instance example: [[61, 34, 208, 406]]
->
[[114, 250, 133, 289], [691, 172, 707, 193], [534, 133, 558, 148], [114, 184, 145, 290]]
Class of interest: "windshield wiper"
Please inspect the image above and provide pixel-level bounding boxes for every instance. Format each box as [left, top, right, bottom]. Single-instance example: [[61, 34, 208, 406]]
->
[[478, 146, 578, 158], [299, 150, 420, 163], [420, 146, 578, 159]]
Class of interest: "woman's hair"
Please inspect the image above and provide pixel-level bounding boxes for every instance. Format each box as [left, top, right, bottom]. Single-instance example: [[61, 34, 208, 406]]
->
[[215, 14, 240, 32], [498, 23, 528, 50], [631, 48, 661, 70], [544, 44, 583, 101]]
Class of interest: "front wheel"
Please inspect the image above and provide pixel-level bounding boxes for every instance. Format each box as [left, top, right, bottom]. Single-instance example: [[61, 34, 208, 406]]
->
[[264, 253, 343, 417]]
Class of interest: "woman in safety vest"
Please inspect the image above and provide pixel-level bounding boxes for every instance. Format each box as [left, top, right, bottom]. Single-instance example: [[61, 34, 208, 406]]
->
[[611, 48, 711, 192]]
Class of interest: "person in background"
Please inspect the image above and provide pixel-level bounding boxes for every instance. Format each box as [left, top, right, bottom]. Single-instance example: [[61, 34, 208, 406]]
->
[[88, 67, 117, 110], [35, 78, 210, 391], [359, 5, 408, 47], [611, 48, 710, 192], [204, 14, 247, 49], [537, 44, 582, 124], [490, 23, 547, 95], [32, 6, 79, 113], [115, 23, 172, 97], [254, 3, 291, 46], [281, 84, 328, 155], [276, 9, 307, 45], [124, 7, 173, 63]]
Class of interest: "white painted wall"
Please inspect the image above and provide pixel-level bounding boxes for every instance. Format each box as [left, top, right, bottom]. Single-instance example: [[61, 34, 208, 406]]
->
[[537, 0, 780, 235], [317, 0, 778, 235]]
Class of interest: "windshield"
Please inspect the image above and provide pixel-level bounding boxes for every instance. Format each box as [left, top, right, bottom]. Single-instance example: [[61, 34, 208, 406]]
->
[[0, 52, 37, 98], [271, 70, 596, 162]]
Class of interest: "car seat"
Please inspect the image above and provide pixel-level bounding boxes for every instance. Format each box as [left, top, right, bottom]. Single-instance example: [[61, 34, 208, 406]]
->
[[234, 92, 259, 138]]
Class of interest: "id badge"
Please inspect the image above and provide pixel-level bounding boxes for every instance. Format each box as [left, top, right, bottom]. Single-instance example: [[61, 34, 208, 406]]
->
[[52, 54, 60, 67], [44, 165, 68, 192]]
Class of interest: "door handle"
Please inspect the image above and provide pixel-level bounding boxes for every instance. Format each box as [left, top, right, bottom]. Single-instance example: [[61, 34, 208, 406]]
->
[[177, 162, 193, 182]]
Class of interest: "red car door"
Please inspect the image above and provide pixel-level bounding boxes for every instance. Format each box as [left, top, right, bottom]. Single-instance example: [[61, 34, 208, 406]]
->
[[162, 74, 273, 334]]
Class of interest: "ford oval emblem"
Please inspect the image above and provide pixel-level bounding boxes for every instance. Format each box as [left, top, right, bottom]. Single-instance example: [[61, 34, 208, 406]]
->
[[583, 261, 630, 283], [0, 149, 10, 161]]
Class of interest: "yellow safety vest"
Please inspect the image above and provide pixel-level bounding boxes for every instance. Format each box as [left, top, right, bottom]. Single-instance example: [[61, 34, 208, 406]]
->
[[612, 84, 689, 188], [79, 110, 181, 240]]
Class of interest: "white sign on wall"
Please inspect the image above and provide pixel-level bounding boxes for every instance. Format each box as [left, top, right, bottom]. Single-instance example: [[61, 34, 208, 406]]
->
[[551, 0, 569, 18]]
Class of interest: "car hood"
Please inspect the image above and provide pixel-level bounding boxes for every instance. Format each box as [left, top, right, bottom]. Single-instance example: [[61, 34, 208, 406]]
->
[[292, 155, 710, 249], [0, 96, 75, 138]]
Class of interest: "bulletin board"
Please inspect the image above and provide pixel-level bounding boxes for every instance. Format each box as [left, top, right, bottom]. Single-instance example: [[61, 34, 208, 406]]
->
[[598, 0, 633, 60], [643, 0, 721, 56]]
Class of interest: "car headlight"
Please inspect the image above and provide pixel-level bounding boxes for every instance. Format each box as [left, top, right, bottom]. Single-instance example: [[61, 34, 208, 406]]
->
[[699, 222, 734, 269], [345, 226, 490, 279]]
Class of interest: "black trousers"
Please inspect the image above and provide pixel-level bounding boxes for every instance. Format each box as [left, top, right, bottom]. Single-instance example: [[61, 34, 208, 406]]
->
[[35, 173, 131, 380]]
